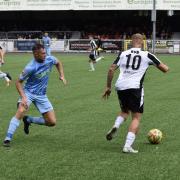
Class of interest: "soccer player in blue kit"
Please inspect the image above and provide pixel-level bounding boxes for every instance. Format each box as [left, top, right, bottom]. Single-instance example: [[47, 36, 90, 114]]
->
[[42, 32, 51, 56], [3, 44, 66, 147]]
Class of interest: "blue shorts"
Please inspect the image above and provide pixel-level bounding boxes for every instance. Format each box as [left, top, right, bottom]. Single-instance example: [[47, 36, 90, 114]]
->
[[18, 91, 53, 114]]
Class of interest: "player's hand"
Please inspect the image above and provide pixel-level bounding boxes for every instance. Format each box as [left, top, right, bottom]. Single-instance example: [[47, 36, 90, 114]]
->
[[59, 76, 67, 85], [21, 96, 28, 110], [102, 87, 111, 99], [0, 60, 4, 65], [6, 80, 11, 87]]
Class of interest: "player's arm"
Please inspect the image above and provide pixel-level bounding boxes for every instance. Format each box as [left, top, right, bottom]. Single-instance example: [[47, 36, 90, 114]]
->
[[148, 53, 169, 73], [15, 79, 28, 109], [157, 63, 169, 73], [55, 60, 67, 85], [93, 41, 98, 50], [102, 57, 119, 99], [17, 66, 33, 109], [95, 44, 98, 50], [92, 46, 97, 51]]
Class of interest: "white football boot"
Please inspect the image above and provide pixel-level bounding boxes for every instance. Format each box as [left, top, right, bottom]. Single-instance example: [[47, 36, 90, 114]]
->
[[123, 146, 138, 154]]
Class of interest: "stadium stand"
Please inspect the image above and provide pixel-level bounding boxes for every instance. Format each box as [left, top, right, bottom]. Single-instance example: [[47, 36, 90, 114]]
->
[[0, 10, 176, 40]]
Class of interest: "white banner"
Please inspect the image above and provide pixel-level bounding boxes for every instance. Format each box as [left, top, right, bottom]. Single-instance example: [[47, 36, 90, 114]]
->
[[51, 40, 65, 52], [0, 0, 180, 10], [0, 40, 14, 52]]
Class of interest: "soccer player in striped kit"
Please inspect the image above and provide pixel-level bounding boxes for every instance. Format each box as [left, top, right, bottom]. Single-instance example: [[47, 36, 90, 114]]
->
[[103, 33, 169, 153], [88, 36, 104, 71]]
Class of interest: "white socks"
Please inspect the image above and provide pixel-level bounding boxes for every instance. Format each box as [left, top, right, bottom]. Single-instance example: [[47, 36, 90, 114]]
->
[[112, 116, 136, 149], [89, 56, 104, 70], [89, 62, 95, 71], [124, 132, 136, 148], [113, 116, 124, 128], [95, 56, 103, 62]]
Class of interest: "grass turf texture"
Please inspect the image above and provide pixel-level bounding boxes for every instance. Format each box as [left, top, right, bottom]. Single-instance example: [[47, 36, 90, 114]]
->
[[0, 53, 179, 180]]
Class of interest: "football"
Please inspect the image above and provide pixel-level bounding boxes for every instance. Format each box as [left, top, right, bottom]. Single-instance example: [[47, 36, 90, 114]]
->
[[147, 129, 163, 144]]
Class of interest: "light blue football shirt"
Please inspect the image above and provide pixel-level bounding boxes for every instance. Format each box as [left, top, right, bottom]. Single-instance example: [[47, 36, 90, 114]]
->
[[42, 36, 51, 48], [19, 56, 58, 95]]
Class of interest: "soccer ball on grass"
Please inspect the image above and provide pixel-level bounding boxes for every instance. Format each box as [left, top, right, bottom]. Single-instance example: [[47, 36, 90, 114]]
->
[[147, 129, 163, 144]]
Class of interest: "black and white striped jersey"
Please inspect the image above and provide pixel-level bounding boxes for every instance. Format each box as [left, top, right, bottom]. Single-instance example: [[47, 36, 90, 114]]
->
[[90, 39, 98, 58], [90, 40, 97, 50], [113, 48, 161, 90]]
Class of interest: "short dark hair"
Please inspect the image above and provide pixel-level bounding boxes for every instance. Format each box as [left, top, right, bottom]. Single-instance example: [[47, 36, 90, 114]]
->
[[32, 43, 44, 52]]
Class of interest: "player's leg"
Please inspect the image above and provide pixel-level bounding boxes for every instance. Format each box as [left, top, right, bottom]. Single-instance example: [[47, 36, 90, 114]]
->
[[89, 59, 95, 71], [123, 112, 141, 153], [95, 49, 104, 62], [22, 95, 55, 134], [43, 110, 56, 126], [3, 103, 29, 147], [106, 90, 129, 140], [89, 52, 95, 71], [97, 49, 100, 56], [95, 56, 104, 62], [89, 53, 95, 71], [45, 48, 48, 56], [106, 111, 129, 140], [46, 47, 51, 56], [123, 89, 144, 153], [24, 110, 56, 127], [3, 92, 33, 146]]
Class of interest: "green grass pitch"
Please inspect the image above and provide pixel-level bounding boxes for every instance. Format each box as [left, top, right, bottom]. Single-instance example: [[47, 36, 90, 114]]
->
[[0, 53, 179, 180]]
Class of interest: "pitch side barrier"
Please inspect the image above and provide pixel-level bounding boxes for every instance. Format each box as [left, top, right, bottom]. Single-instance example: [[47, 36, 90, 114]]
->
[[0, 39, 180, 54]]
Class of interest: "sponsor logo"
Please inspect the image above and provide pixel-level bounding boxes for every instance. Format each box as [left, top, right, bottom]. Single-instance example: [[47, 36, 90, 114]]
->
[[0, 0, 21, 6], [127, 0, 153, 4], [127, 0, 134, 4]]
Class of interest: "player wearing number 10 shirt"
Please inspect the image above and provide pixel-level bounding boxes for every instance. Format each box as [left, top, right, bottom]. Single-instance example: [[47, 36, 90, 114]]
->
[[103, 33, 169, 153]]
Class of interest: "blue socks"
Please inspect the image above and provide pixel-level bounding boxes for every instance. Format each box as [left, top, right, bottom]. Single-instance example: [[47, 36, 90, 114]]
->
[[27, 116, 45, 125], [4, 116, 45, 142], [5, 117, 20, 141]]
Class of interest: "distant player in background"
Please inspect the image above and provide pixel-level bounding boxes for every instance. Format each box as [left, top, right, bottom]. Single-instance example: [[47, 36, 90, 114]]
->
[[88, 36, 104, 71], [42, 32, 51, 56], [0, 46, 5, 65], [3, 44, 66, 147], [0, 45, 12, 86], [103, 33, 169, 153]]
